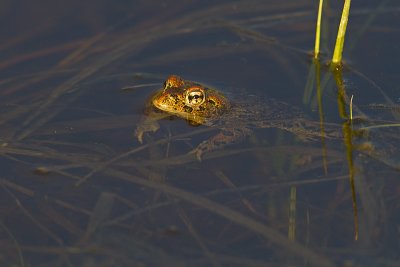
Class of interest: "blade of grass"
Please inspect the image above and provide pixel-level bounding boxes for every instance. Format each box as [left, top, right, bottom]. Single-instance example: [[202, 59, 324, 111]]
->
[[332, 0, 352, 64], [0, 219, 25, 267], [104, 168, 336, 267], [314, 0, 324, 58], [288, 186, 297, 241], [314, 59, 328, 175], [332, 68, 359, 240]]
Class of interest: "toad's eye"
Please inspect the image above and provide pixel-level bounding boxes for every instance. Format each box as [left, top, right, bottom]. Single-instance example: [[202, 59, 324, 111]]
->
[[185, 87, 205, 106]]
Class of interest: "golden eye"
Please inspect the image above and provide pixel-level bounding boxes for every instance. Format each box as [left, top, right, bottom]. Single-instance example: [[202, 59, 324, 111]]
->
[[185, 87, 205, 107]]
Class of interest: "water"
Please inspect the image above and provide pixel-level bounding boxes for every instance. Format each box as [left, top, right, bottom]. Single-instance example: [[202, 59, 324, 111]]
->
[[0, 1, 399, 266]]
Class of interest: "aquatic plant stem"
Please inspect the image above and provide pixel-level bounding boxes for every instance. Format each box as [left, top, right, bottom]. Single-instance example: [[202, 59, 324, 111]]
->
[[343, 120, 358, 241], [288, 186, 297, 241], [314, 0, 324, 58], [314, 59, 328, 175], [332, 68, 359, 241], [332, 0, 352, 64], [350, 95, 353, 121], [104, 168, 337, 267]]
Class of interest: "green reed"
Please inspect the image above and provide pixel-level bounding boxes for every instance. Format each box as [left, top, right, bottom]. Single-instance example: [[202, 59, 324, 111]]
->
[[314, 0, 352, 66], [313, 0, 324, 59], [332, 0, 352, 65], [312, 0, 358, 240]]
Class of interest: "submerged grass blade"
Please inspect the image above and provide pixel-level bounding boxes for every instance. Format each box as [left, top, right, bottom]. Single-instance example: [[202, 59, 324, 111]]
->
[[104, 168, 336, 267], [314, 59, 328, 175], [332, 67, 359, 240], [0, 219, 25, 267], [302, 63, 316, 105], [360, 123, 400, 130], [343, 121, 358, 240], [288, 186, 296, 241]]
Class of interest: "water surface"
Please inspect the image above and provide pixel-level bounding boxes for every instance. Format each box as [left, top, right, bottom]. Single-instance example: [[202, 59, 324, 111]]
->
[[1, 1, 399, 266]]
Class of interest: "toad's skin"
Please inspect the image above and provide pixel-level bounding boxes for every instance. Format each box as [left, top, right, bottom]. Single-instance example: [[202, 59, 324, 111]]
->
[[152, 75, 230, 125], [135, 75, 232, 146], [135, 75, 341, 159]]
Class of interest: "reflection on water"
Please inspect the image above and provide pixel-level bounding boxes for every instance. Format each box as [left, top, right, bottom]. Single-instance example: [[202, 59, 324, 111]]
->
[[0, 0, 400, 266]]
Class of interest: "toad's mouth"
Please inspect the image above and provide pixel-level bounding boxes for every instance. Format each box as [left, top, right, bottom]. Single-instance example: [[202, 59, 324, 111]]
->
[[153, 100, 206, 125]]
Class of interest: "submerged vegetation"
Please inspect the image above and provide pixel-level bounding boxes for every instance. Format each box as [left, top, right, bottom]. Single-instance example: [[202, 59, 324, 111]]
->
[[311, 0, 399, 241]]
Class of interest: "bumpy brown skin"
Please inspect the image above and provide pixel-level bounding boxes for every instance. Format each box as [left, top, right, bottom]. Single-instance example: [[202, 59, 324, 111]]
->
[[136, 75, 338, 159], [151, 75, 230, 125]]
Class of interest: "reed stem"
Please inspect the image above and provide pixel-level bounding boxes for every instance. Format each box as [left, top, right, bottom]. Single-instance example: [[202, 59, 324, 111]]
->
[[314, 0, 324, 59], [332, 0, 352, 64]]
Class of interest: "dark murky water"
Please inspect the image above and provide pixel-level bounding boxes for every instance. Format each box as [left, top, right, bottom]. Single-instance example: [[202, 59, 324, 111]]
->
[[1, 1, 399, 266]]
